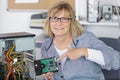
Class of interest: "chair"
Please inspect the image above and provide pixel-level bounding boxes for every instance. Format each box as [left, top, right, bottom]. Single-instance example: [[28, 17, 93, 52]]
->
[[99, 37, 120, 80]]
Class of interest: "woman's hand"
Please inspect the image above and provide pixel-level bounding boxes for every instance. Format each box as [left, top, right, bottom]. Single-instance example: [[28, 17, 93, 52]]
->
[[57, 48, 88, 61], [41, 72, 53, 80]]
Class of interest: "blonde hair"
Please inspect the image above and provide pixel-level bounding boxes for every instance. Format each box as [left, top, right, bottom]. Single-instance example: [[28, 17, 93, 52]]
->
[[44, 1, 84, 37]]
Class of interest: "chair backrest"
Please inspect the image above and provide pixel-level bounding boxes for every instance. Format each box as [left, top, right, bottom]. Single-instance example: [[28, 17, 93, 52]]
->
[[99, 37, 120, 80]]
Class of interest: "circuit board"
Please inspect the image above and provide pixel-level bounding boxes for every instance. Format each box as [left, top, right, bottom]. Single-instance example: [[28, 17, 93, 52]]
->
[[34, 57, 58, 75]]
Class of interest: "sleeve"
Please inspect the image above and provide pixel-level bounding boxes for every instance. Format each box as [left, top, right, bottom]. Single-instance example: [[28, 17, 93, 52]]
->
[[40, 77, 46, 80], [88, 33, 120, 70], [86, 48, 105, 66], [39, 75, 54, 80]]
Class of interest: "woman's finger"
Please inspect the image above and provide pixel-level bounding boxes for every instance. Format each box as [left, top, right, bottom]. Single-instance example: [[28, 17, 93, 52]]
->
[[56, 53, 67, 62]]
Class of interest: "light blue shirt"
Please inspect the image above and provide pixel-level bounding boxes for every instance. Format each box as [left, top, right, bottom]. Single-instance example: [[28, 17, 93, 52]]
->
[[40, 31, 120, 80]]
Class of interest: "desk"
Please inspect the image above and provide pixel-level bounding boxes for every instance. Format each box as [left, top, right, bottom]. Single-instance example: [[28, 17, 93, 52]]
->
[[79, 20, 119, 26]]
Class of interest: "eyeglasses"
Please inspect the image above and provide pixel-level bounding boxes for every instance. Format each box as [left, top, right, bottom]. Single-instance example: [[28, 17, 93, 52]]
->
[[49, 17, 72, 23]]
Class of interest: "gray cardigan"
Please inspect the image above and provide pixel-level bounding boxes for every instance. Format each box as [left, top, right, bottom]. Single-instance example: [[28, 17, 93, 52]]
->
[[40, 31, 120, 80]]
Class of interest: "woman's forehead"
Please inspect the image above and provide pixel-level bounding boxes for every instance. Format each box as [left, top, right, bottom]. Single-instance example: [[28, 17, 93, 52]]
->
[[50, 9, 70, 17]]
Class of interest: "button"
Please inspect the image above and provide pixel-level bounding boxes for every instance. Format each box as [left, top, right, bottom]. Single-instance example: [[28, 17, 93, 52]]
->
[[58, 63, 61, 65], [61, 75, 64, 78]]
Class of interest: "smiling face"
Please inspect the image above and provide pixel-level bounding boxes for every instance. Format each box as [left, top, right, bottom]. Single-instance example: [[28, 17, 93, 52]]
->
[[49, 9, 71, 37]]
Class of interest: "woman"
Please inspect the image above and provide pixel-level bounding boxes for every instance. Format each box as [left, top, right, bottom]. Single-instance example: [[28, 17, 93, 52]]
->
[[40, 1, 120, 80]]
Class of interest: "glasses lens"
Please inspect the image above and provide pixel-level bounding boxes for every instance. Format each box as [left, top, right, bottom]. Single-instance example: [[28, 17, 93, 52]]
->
[[49, 17, 57, 22], [61, 17, 69, 22]]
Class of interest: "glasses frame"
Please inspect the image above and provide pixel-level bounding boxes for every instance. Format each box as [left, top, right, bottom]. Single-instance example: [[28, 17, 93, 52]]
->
[[49, 17, 72, 23]]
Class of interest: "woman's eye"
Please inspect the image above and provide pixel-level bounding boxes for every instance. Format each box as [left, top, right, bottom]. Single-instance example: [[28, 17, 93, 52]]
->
[[53, 17, 57, 20], [61, 17, 67, 20]]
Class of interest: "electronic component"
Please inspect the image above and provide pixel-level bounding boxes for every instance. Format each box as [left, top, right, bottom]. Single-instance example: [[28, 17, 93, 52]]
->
[[30, 12, 47, 28], [113, 6, 120, 15], [0, 62, 7, 80], [0, 32, 36, 80], [87, 0, 100, 22], [34, 57, 58, 75], [102, 5, 113, 21]]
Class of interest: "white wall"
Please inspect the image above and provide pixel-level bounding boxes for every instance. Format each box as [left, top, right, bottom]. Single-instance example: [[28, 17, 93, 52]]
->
[[0, 0, 43, 37], [0, 0, 120, 38]]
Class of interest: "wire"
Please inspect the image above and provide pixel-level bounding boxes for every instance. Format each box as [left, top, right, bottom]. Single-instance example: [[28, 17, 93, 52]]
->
[[14, 67, 21, 80]]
